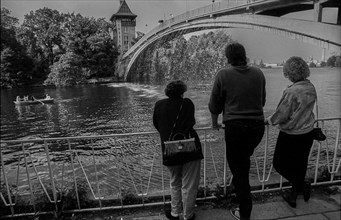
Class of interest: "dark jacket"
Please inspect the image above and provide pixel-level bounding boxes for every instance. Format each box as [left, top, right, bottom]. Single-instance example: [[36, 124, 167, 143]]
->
[[153, 97, 203, 166], [209, 66, 266, 122]]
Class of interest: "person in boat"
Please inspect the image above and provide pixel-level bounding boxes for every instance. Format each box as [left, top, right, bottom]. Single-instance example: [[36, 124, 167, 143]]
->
[[153, 80, 203, 220], [265, 56, 316, 208], [45, 94, 51, 99], [16, 96, 20, 102], [209, 42, 266, 220], [24, 96, 29, 101]]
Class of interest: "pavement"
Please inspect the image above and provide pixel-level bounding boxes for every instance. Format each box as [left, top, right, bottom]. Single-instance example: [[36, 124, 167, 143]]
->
[[116, 186, 341, 220]]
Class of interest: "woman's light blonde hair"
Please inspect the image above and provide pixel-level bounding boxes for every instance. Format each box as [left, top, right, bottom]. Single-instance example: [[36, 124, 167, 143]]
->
[[283, 56, 310, 83]]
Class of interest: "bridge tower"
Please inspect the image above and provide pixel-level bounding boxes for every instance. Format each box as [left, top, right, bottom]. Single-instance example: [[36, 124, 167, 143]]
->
[[110, 0, 137, 53]]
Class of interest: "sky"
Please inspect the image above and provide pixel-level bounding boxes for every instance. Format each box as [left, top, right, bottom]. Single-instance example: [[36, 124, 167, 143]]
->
[[2, 0, 340, 63]]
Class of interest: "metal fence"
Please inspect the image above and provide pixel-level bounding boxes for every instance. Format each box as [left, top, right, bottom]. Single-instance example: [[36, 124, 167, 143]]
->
[[1, 117, 340, 218]]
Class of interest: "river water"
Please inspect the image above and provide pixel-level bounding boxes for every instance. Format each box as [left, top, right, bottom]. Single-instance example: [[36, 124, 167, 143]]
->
[[1, 68, 340, 141], [0, 67, 340, 198]]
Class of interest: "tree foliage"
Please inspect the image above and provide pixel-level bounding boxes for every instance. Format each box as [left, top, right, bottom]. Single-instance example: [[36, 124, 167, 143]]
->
[[59, 14, 119, 81], [129, 30, 232, 85], [1, 8, 33, 87], [1, 7, 121, 87], [326, 55, 341, 67], [45, 52, 88, 86], [18, 7, 64, 78]]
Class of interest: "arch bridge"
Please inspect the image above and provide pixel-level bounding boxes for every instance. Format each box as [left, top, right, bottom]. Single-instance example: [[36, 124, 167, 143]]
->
[[119, 0, 341, 81]]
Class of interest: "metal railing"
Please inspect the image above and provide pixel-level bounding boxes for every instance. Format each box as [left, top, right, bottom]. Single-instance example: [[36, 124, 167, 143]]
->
[[0, 117, 340, 218]]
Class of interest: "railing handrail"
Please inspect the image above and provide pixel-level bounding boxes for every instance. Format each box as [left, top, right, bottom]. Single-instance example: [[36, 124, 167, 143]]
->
[[1, 117, 340, 144], [1, 117, 340, 218]]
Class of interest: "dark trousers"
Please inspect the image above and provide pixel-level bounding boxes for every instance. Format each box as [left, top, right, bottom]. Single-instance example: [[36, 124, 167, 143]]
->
[[273, 131, 314, 192], [224, 120, 265, 220]]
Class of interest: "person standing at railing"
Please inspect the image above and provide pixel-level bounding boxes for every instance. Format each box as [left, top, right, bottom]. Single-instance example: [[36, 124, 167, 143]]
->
[[153, 80, 203, 220], [265, 56, 316, 208], [209, 42, 266, 220]]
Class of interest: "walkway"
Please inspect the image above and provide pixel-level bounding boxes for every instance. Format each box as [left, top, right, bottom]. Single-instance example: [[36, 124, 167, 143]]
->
[[107, 186, 341, 220]]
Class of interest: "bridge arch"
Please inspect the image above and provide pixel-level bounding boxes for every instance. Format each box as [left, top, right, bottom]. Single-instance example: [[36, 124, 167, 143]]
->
[[123, 14, 341, 80]]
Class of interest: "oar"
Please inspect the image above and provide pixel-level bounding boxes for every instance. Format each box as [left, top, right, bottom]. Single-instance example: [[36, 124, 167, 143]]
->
[[34, 97, 45, 105]]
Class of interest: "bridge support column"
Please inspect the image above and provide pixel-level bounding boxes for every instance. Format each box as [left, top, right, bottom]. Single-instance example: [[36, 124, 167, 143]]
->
[[116, 56, 128, 81], [337, 6, 341, 25], [321, 48, 326, 62], [313, 1, 322, 22]]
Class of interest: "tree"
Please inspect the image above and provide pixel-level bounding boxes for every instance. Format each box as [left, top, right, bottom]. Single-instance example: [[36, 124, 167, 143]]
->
[[44, 52, 88, 86], [60, 14, 120, 78], [17, 7, 64, 79], [1, 8, 33, 87], [309, 62, 316, 68], [335, 56, 341, 67], [326, 55, 337, 67], [320, 61, 326, 67]]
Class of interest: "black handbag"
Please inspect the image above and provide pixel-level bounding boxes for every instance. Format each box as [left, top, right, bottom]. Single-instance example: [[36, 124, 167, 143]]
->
[[312, 127, 326, 141], [163, 99, 197, 158], [313, 95, 326, 141]]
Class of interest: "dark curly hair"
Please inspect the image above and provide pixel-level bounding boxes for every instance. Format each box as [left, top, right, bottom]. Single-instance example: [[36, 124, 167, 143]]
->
[[225, 43, 247, 66], [165, 80, 187, 99], [283, 56, 310, 83]]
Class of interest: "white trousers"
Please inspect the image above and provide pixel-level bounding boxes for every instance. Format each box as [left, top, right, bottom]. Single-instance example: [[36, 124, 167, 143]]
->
[[167, 159, 201, 220]]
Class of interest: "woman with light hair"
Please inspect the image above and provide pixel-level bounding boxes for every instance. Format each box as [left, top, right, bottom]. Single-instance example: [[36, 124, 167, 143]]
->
[[266, 56, 317, 208]]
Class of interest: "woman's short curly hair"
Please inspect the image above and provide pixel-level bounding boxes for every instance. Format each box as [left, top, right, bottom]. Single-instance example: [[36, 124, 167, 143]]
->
[[165, 80, 187, 98], [283, 56, 310, 83]]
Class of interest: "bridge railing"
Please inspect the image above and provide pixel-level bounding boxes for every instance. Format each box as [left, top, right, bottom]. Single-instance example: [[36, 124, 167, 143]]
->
[[1, 117, 340, 218], [124, 0, 258, 59]]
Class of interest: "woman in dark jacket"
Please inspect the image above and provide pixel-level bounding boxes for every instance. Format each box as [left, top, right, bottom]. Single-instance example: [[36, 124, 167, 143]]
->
[[153, 80, 203, 220]]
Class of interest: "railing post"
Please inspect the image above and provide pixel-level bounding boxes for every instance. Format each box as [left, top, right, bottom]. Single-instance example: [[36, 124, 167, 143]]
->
[[68, 139, 81, 209], [146, 144, 157, 195], [224, 133, 227, 196], [161, 149, 165, 204], [314, 141, 322, 184], [44, 140, 58, 216], [91, 139, 102, 208], [203, 130, 207, 198], [330, 119, 341, 181], [1, 144, 15, 215], [22, 143, 36, 214], [261, 125, 269, 191]]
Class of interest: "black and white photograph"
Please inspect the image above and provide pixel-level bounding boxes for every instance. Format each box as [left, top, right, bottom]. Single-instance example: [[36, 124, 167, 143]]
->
[[1, 0, 340, 219]]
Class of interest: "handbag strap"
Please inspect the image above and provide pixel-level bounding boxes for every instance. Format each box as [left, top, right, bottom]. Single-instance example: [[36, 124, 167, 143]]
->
[[315, 96, 320, 127], [168, 99, 184, 141]]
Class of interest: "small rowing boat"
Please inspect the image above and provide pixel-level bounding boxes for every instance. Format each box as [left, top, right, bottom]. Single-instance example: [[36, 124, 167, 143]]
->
[[14, 96, 54, 105]]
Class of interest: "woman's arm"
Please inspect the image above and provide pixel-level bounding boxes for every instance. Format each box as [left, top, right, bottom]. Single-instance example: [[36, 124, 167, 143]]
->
[[269, 92, 293, 125]]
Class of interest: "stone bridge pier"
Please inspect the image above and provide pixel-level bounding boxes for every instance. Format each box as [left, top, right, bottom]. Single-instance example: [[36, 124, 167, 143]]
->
[[116, 55, 129, 80]]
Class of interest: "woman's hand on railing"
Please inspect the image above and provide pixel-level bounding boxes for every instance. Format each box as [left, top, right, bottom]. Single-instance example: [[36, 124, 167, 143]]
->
[[264, 118, 270, 125]]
